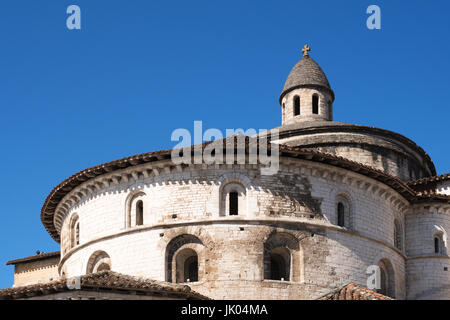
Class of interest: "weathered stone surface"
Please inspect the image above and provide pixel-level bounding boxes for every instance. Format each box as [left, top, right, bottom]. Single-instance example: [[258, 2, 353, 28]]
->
[[53, 162, 408, 299], [11, 257, 60, 287]]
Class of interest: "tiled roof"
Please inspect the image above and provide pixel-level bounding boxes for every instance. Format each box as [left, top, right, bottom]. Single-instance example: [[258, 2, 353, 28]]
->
[[6, 251, 60, 266], [280, 55, 334, 103], [406, 173, 450, 197], [407, 173, 450, 187], [318, 283, 393, 300], [41, 136, 446, 243], [0, 271, 209, 300]]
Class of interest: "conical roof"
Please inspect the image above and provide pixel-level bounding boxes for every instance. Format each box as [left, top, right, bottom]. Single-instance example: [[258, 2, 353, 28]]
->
[[279, 54, 334, 103]]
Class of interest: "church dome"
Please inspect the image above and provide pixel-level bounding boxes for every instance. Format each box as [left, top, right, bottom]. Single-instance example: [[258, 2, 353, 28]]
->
[[279, 49, 334, 104]]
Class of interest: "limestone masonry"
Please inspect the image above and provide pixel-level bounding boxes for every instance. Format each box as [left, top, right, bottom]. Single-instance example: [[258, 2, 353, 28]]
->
[[4, 46, 450, 300]]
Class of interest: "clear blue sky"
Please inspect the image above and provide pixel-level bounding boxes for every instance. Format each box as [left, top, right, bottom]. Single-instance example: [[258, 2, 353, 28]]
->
[[0, 0, 448, 288]]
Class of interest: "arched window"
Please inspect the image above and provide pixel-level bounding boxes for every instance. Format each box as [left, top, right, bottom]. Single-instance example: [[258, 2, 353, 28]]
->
[[377, 259, 395, 298], [312, 94, 319, 114], [86, 251, 111, 274], [337, 202, 345, 227], [394, 219, 402, 251], [294, 95, 300, 116], [126, 191, 146, 228], [434, 233, 445, 255], [166, 234, 205, 283], [264, 233, 299, 282], [136, 200, 144, 226], [70, 214, 80, 249], [220, 182, 246, 216]]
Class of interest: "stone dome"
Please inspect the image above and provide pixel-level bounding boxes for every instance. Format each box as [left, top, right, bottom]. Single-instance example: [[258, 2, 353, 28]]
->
[[279, 55, 334, 104]]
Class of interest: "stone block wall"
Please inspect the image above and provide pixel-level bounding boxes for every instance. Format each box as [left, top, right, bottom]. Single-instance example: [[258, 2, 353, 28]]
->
[[280, 88, 333, 124], [56, 159, 408, 299], [13, 257, 60, 287], [276, 132, 428, 182], [405, 204, 450, 299]]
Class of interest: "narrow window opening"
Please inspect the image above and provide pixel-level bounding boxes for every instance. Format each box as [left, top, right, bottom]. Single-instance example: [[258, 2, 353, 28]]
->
[[229, 192, 238, 215], [394, 220, 402, 250], [136, 200, 144, 226], [70, 215, 80, 249], [337, 202, 345, 227], [294, 96, 300, 116], [435, 237, 440, 254], [312, 95, 319, 114], [75, 222, 80, 245]]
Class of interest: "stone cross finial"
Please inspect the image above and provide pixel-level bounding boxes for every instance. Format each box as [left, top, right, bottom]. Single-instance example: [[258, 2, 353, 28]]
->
[[302, 44, 311, 57]]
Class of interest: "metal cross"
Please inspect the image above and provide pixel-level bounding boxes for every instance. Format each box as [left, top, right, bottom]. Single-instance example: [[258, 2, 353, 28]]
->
[[302, 44, 311, 57]]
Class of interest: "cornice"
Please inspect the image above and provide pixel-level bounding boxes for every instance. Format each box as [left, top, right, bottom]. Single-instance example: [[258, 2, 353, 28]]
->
[[42, 138, 430, 242]]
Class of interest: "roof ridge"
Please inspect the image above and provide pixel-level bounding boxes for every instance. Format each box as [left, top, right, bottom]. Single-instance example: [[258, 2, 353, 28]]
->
[[407, 172, 450, 186], [317, 282, 394, 300], [6, 251, 60, 266]]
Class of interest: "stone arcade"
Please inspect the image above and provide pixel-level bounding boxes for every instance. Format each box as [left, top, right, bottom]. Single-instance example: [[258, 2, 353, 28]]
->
[[2, 46, 450, 300]]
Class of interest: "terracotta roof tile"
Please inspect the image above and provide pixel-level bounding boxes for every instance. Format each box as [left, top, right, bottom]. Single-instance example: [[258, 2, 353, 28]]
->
[[407, 173, 450, 187], [318, 283, 394, 300], [0, 271, 209, 300]]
